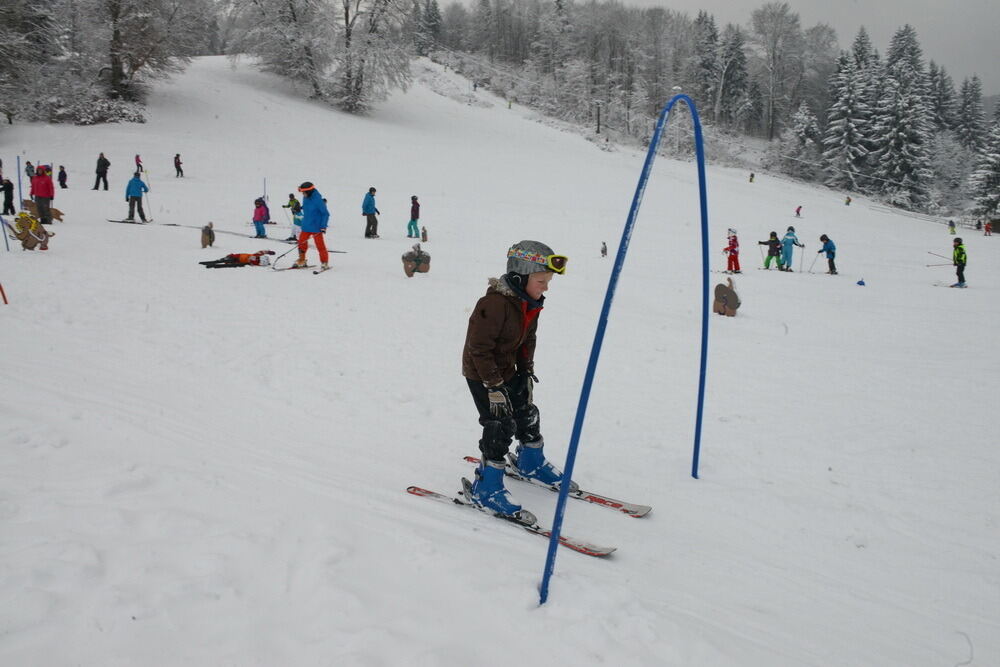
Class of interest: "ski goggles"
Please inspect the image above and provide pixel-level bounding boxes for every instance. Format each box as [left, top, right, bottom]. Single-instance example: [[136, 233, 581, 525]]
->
[[507, 248, 568, 274]]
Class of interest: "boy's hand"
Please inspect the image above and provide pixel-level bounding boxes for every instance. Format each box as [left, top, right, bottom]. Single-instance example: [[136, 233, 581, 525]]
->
[[485, 383, 512, 418]]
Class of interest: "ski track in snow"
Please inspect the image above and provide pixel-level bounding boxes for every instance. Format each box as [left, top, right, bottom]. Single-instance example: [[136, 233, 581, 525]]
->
[[1, 56, 998, 666]]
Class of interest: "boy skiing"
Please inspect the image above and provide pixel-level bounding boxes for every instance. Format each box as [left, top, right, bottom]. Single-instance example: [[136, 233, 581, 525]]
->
[[723, 228, 741, 273], [57, 166, 68, 189], [952, 237, 967, 287], [948, 220, 956, 235], [174, 154, 183, 177], [780, 226, 804, 271], [817, 234, 837, 274], [295, 181, 330, 269], [461, 240, 570, 520], [759, 231, 783, 269], [407, 195, 420, 238], [795, 205, 802, 217]]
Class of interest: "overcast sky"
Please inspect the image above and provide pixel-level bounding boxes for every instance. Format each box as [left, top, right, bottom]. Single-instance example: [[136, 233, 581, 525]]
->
[[626, 0, 1000, 93]]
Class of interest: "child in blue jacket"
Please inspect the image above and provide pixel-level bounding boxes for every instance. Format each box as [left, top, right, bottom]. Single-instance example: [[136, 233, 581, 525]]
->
[[780, 226, 804, 271], [817, 234, 837, 274]]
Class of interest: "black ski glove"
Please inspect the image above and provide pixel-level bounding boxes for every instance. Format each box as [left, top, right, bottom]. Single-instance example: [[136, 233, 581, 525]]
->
[[484, 383, 512, 418]]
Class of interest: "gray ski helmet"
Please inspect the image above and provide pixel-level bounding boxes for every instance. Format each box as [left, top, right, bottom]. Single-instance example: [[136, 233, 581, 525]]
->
[[787, 226, 795, 233], [507, 240, 556, 275]]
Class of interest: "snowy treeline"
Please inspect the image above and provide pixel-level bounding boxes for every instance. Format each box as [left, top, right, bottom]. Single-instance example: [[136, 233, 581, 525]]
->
[[0, 0, 218, 124], [221, 0, 413, 113], [427, 0, 996, 216]]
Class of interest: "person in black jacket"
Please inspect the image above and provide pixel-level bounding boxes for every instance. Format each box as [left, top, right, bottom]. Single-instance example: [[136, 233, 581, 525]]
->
[[93, 153, 110, 190], [1, 178, 14, 215], [758, 231, 783, 270]]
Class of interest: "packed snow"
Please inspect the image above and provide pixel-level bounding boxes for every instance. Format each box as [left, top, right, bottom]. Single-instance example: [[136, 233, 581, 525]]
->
[[1, 56, 997, 666]]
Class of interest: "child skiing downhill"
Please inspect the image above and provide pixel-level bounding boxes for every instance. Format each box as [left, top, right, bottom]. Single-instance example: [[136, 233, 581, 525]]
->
[[723, 228, 741, 273], [795, 205, 802, 217], [952, 237, 967, 287], [948, 220, 956, 235], [985, 221, 993, 236], [295, 181, 330, 269], [407, 195, 420, 238], [780, 226, 804, 271], [252, 198, 268, 238], [817, 234, 837, 274], [461, 240, 570, 520], [759, 231, 783, 269]]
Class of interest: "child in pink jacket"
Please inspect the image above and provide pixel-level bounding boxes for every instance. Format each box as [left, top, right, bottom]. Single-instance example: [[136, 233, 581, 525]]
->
[[252, 198, 269, 238]]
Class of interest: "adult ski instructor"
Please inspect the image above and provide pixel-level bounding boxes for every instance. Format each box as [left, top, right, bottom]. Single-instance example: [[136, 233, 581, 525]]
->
[[461, 240, 572, 521], [294, 181, 330, 270]]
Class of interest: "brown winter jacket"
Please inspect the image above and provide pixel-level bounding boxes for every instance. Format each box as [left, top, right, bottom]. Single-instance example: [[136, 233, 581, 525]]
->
[[462, 277, 540, 387]]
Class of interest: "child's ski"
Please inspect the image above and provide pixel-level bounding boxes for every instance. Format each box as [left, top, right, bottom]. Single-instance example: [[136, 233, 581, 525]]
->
[[464, 456, 651, 518], [407, 484, 616, 557], [107, 219, 151, 224]]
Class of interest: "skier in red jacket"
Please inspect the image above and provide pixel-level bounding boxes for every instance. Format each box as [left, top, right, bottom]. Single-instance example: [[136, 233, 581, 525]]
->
[[723, 228, 741, 273], [30, 165, 55, 225]]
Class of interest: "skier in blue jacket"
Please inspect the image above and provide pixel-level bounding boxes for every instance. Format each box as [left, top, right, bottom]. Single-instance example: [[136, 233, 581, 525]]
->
[[780, 226, 805, 271], [362, 187, 380, 238], [125, 172, 149, 222], [817, 234, 837, 274], [294, 181, 331, 269]]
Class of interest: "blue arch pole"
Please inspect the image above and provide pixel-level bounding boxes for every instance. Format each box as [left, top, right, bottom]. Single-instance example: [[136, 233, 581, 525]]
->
[[538, 94, 711, 605]]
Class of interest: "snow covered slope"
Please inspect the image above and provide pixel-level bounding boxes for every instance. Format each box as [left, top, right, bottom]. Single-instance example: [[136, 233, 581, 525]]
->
[[1, 56, 997, 666]]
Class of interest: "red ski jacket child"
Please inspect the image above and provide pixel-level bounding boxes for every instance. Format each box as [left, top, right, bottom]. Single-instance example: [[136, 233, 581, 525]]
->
[[723, 231, 741, 273]]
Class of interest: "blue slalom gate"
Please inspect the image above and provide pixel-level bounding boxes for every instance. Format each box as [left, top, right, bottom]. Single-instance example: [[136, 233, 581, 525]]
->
[[539, 94, 712, 605]]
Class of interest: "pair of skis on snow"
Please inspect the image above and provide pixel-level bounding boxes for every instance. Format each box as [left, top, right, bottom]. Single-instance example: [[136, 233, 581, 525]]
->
[[272, 264, 331, 275], [407, 456, 652, 557]]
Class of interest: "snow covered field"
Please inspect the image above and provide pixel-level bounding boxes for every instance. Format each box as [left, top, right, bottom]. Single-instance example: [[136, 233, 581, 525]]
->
[[1, 56, 997, 666]]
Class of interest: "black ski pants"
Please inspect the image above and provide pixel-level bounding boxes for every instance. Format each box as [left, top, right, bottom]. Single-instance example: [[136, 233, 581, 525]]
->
[[128, 196, 147, 221], [35, 197, 52, 225], [93, 172, 108, 190], [467, 372, 541, 463], [364, 214, 379, 238], [956, 263, 965, 283]]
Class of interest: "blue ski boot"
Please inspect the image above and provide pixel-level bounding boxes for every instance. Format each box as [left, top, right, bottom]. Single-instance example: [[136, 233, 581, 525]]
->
[[468, 460, 533, 522], [511, 439, 579, 492]]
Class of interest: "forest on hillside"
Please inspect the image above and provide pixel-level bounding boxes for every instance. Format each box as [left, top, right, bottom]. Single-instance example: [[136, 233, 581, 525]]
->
[[1, 0, 997, 216]]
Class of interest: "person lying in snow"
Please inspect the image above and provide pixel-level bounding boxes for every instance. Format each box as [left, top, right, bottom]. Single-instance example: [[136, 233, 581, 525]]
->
[[199, 250, 276, 268]]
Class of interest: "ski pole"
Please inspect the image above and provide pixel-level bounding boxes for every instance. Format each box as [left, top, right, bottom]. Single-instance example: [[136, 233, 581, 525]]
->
[[926, 263, 952, 267], [799, 246, 804, 272], [808, 252, 820, 273], [927, 251, 951, 260], [273, 241, 300, 266], [758, 243, 765, 267], [1, 216, 10, 252]]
